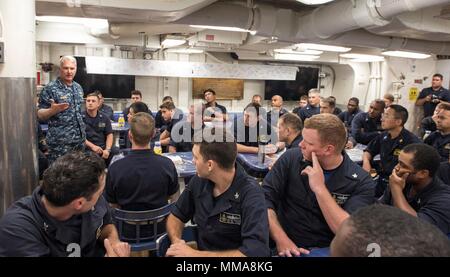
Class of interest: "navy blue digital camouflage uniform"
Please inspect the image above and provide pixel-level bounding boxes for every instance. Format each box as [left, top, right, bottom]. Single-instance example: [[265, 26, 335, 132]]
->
[[39, 78, 85, 163]]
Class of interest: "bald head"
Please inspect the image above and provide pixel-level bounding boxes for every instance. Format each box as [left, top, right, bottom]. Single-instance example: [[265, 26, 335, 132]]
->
[[271, 95, 283, 109]]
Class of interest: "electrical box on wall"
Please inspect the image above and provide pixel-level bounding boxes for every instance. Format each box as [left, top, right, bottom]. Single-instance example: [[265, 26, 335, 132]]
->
[[189, 30, 245, 48]]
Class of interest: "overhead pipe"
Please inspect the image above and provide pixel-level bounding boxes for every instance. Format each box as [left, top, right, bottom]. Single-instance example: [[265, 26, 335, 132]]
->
[[83, 0, 219, 38], [290, 0, 450, 40], [375, 0, 450, 20], [36, 0, 219, 23], [252, 0, 450, 55], [246, 0, 450, 50], [174, 1, 254, 30], [90, 23, 203, 39], [88, 0, 450, 54], [323, 29, 450, 55]]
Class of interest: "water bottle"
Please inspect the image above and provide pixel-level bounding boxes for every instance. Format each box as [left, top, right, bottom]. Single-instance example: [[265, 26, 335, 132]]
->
[[154, 141, 162, 155], [258, 135, 270, 164], [118, 114, 125, 128]]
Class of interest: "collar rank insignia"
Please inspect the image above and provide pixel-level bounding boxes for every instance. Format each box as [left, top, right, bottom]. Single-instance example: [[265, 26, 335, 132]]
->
[[352, 173, 358, 178], [234, 192, 239, 200]]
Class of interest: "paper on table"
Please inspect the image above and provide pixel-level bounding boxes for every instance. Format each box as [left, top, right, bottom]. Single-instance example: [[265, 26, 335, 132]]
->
[[166, 155, 183, 165]]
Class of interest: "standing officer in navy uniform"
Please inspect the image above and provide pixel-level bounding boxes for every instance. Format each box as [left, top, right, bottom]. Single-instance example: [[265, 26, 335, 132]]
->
[[363, 105, 421, 197], [0, 152, 130, 257], [166, 128, 270, 257], [425, 103, 450, 162], [83, 92, 115, 165], [351, 99, 385, 145], [37, 56, 85, 163], [416, 73, 450, 119], [380, 143, 450, 235], [37, 119, 49, 179], [263, 114, 375, 256]]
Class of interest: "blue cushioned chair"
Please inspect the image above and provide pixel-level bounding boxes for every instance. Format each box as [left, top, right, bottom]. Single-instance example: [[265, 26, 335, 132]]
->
[[303, 247, 330, 257], [112, 203, 174, 252], [156, 225, 198, 257]]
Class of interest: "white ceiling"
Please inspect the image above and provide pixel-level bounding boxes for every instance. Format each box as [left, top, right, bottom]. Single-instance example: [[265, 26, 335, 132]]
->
[[35, 0, 450, 60]]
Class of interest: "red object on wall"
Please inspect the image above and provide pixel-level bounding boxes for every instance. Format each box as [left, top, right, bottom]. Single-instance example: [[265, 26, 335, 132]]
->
[[37, 71, 41, 85], [205, 34, 215, 41]]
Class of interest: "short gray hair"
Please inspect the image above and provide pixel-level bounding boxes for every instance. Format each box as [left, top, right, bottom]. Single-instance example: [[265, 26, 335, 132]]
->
[[308, 88, 320, 96], [59, 55, 77, 66]]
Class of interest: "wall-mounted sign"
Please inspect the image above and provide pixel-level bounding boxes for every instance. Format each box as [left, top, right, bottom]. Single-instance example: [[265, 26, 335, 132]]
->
[[409, 87, 418, 101], [193, 78, 244, 100], [86, 56, 298, 80]]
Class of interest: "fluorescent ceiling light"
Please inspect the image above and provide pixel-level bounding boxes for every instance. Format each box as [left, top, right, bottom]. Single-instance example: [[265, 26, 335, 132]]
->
[[274, 48, 323, 55], [190, 25, 256, 35], [340, 53, 384, 62], [274, 53, 320, 61], [166, 48, 204, 54], [161, 37, 186, 48], [350, 58, 385, 62], [297, 43, 351, 53], [382, 51, 431, 59], [296, 0, 335, 5], [36, 16, 108, 29]]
